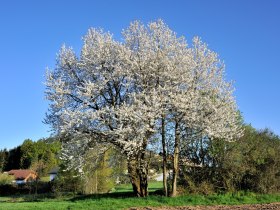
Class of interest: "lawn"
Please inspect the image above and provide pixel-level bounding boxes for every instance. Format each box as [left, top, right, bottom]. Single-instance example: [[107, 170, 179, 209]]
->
[[114, 181, 162, 193], [0, 182, 280, 210]]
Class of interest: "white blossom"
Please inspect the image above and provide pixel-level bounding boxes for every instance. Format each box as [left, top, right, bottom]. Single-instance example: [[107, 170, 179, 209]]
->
[[45, 20, 242, 171]]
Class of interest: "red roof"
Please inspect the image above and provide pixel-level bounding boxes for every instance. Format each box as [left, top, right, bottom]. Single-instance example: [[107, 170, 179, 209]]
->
[[8, 169, 37, 180]]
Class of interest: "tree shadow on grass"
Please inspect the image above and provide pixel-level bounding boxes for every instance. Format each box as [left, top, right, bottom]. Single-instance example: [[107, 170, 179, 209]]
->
[[69, 190, 164, 202], [18, 186, 164, 202], [69, 192, 135, 201], [17, 192, 136, 202]]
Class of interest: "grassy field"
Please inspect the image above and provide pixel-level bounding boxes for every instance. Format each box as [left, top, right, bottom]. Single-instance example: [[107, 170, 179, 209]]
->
[[0, 182, 280, 210]]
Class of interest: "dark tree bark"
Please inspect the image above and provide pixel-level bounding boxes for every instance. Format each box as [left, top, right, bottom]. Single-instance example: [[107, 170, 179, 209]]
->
[[126, 137, 149, 197], [127, 151, 148, 197]]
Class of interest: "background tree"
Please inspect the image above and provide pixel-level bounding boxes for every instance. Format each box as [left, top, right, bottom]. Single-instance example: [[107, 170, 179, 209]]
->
[[4, 146, 21, 171], [20, 139, 36, 169], [83, 148, 114, 194], [0, 149, 8, 172], [238, 126, 280, 193], [180, 125, 280, 194]]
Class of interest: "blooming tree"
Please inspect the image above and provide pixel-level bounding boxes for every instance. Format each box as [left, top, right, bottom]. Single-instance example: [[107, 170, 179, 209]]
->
[[45, 20, 242, 197]]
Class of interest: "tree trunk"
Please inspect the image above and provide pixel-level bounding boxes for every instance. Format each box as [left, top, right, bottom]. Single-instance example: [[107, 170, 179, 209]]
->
[[139, 155, 148, 197], [127, 151, 148, 197], [161, 116, 168, 196], [127, 159, 140, 196], [171, 120, 180, 197]]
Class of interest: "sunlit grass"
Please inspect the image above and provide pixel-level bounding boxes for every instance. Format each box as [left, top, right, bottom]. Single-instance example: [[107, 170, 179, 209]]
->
[[1, 182, 279, 210], [114, 181, 162, 193], [1, 193, 280, 210]]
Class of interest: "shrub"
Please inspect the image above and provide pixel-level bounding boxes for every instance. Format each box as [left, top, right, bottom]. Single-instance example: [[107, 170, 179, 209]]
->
[[0, 172, 14, 185]]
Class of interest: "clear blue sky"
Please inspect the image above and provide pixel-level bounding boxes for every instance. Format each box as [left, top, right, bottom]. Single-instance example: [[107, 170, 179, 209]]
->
[[0, 0, 279, 149]]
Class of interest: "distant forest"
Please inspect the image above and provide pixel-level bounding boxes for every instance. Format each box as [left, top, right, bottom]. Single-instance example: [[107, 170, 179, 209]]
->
[[0, 138, 60, 176]]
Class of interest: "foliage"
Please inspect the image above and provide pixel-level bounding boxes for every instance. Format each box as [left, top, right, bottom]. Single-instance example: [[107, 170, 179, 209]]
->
[[20, 139, 35, 169], [83, 147, 115, 194], [180, 125, 280, 194], [56, 144, 127, 195], [238, 127, 280, 193], [109, 147, 129, 184], [51, 167, 83, 195], [21, 139, 61, 176], [0, 172, 14, 185]]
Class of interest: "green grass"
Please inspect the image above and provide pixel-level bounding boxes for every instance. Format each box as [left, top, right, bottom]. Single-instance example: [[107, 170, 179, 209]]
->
[[0, 182, 280, 210], [1, 193, 280, 210], [114, 181, 162, 193]]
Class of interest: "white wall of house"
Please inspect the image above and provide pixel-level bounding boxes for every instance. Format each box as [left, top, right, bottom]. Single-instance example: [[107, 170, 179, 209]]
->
[[50, 174, 57, 181], [15, 180, 25, 184]]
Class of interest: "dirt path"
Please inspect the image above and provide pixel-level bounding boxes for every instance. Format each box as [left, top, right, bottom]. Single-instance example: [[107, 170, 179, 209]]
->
[[130, 202, 280, 210]]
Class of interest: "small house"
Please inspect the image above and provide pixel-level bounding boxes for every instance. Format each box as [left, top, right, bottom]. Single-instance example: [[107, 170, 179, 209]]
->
[[8, 169, 37, 184], [48, 167, 59, 181]]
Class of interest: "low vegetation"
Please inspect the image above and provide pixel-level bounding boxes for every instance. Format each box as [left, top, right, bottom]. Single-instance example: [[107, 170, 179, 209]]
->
[[0, 189, 280, 210], [0, 172, 14, 185]]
